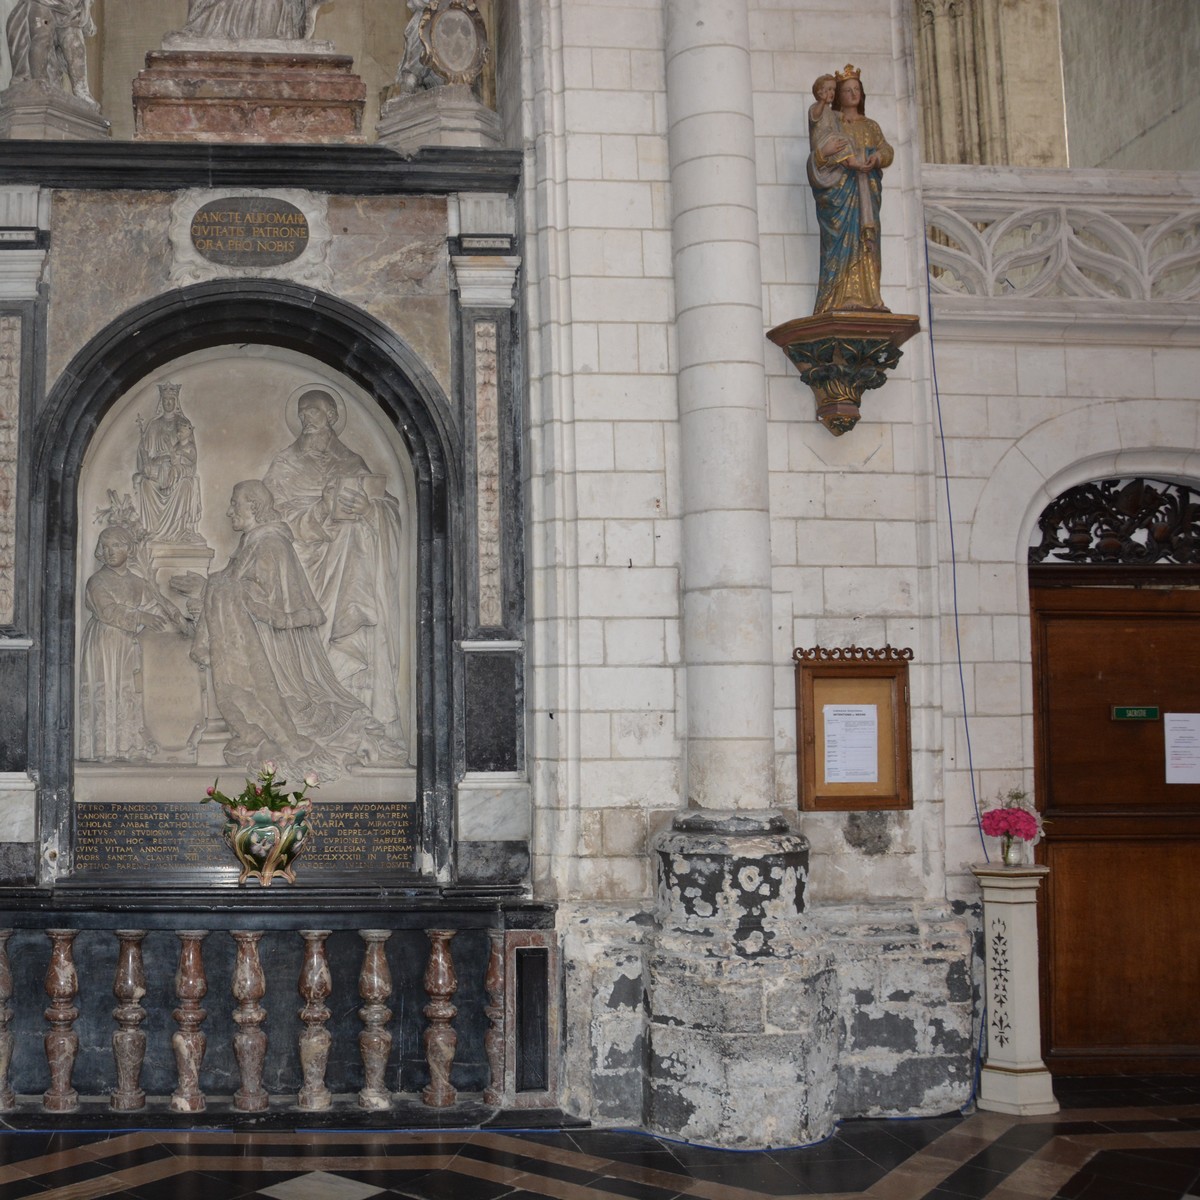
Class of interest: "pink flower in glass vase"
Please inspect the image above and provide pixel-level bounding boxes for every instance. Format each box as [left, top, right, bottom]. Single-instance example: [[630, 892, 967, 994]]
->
[[981, 788, 1042, 865]]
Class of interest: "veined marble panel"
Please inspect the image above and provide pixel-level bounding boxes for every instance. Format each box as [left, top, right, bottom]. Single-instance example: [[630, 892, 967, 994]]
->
[[475, 321, 501, 627], [0, 772, 36, 841], [456, 775, 531, 841], [47, 191, 453, 398], [0, 314, 19, 626]]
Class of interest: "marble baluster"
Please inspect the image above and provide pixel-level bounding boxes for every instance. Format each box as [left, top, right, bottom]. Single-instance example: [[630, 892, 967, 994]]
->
[[357, 929, 393, 1110], [297, 929, 333, 1111], [43, 929, 80, 1112], [232, 931, 268, 1112], [422, 928, 458, 1107], [483, 929, 504, 1105], [171, 930, 209, 1113], [110, 930, 148, 1111], [0, 930, 15, 1111]]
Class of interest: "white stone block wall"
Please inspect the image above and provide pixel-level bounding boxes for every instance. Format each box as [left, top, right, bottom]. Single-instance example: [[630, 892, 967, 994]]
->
[[754, 0, 947, 904], [932, 329, 1200, 902], [515, 0, 684, 904], [515, 0, 952, 910]]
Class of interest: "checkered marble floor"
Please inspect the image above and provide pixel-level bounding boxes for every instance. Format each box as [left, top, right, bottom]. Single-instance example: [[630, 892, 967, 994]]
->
[[0, 1079, 1197, 1200]]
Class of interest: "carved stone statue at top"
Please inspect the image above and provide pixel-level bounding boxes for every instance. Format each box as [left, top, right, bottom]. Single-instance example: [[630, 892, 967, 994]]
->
[[178, 0, 329, 41], [807, 65, 895, 314], [394, 0, 489, 94], [5, 0, 98, 106], [135, 382, 202, 545]]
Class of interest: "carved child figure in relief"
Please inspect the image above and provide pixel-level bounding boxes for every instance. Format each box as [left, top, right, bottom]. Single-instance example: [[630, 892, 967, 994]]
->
[[807, 65, 894, 314], [808, 73, 849, 172], [5, 0, 98, 106], [77, 525, 188, 762]]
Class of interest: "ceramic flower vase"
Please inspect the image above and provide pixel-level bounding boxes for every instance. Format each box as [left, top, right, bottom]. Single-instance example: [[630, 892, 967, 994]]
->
[[223, 799, 314, 886]]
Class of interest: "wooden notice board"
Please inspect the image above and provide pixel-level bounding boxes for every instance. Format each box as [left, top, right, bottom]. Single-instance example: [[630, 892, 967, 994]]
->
[[793, 645, 913, 811]]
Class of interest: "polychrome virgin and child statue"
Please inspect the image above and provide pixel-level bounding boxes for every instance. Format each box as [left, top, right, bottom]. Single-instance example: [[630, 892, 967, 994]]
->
[[807, 65, 894, 315]]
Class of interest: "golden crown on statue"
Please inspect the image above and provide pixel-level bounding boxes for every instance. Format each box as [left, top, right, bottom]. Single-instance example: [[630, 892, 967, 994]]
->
[[834, 63, 862, 84]]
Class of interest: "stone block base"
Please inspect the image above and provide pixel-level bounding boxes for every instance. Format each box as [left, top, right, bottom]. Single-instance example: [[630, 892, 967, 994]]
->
[[132, 50, 365, 143], [376, 85, 501, 153], [648, 933, 838, 1146], [0, 82, 110, 141]]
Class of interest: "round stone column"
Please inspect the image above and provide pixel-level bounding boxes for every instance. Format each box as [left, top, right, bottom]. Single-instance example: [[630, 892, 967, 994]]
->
[[666, 0, 774, 809]]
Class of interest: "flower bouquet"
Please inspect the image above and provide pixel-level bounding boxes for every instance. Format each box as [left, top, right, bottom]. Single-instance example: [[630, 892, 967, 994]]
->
[[980, 787, 1042, 867], [202, 761, 319, 886]]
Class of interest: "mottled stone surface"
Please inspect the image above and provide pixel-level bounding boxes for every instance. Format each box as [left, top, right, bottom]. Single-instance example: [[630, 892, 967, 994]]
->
[[133, 51, 365, 144], [826, 905, 976, 1118], [559, 906, 650, 1126], [326, 194, 451, 394], [46, 191, 451, 402], [46, 192, 175, 388]]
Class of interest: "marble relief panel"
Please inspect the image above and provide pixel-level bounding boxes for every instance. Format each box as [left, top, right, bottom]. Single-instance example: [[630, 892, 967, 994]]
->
[[75, 346, 417, 805], [47, 192, 452, 398]]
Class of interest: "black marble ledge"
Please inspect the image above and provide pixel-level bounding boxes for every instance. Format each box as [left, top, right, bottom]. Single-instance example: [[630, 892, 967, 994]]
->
[[0, 883, 555, 930], [0, 142, 522, 195]]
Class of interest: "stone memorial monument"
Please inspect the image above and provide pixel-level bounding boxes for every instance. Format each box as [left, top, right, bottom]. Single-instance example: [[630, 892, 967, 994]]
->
[[377, 0, 501, 153], [0, 0, 111, 140], [132, 0, 365, 143]]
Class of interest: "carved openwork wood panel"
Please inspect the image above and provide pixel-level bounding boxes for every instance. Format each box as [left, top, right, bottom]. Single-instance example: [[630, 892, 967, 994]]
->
[[1030, 477, 1200, 566]]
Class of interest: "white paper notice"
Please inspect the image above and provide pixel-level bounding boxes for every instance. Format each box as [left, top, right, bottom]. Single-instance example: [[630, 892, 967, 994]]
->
[[1164, 712, 1200, 784], [823, 704, 879, 784]]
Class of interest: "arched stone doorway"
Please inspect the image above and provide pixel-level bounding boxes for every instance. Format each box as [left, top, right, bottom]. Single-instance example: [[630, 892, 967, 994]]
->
[[1029, 476, 1200, 1073], [28, 280, 460, 883]]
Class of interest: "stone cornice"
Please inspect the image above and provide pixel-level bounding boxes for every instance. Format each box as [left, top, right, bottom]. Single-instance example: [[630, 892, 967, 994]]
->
[[0, 142, 521, 196]]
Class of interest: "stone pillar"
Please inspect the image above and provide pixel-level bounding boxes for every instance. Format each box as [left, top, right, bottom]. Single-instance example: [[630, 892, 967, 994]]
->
[[913, 0, 1067, 167], [665, 0, 774, 810], [647, 813, 836, 1147], [971, 864, 1059, 1115]]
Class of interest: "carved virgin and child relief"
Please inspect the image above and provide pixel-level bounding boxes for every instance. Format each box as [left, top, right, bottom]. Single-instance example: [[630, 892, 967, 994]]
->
[[76, 359, 414, 789]]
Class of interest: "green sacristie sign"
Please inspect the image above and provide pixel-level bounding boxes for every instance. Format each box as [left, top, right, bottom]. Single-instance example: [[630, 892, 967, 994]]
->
[[1111, 705, 1160, 721]]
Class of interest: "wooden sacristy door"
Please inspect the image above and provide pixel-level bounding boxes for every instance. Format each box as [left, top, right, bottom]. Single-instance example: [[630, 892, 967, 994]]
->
[[1031, 581, 1200, 1074]]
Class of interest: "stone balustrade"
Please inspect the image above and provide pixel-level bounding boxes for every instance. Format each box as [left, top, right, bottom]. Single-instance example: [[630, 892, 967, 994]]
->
[[921, 164, 1200, 341], [0, 900, 557, 1118]]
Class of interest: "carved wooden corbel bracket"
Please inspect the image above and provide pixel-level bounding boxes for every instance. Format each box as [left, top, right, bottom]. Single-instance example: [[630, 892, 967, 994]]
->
[[767, 311, 920, 435]]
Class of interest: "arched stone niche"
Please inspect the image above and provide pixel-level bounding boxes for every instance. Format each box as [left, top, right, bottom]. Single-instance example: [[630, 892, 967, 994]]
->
[[75, 346, 418, 798], [30, 281, 460, 883]]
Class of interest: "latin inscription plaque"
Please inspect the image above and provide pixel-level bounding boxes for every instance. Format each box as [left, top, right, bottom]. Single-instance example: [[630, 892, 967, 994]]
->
[[74, 801, 416, 877], [190, 196, 309, 267]]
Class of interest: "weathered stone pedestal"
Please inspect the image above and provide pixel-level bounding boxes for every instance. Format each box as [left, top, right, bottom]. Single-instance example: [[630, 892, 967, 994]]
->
[[971, 864, 1059, 1115], [647, 812, 836, 1147], [133, 50, 365, 143], [0, 82, 111, 141], [376, 85, 501, 154]]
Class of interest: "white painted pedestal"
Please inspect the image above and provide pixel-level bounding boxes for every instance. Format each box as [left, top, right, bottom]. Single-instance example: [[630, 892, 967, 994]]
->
[[971, 864, 1059, 1115]]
